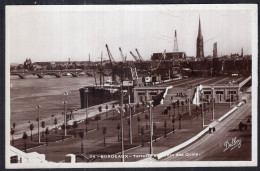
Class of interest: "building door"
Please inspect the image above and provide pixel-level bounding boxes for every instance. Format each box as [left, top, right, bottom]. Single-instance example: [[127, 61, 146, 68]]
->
[[140, 96, 143, 102]]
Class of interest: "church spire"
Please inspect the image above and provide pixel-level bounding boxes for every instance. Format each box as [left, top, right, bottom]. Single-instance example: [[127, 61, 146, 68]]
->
[[196, 16, 204, 58], [198, 16, 202, 38]]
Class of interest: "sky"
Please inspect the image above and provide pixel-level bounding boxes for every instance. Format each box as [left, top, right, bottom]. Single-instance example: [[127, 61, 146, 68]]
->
[[6, 5, 257, 63]]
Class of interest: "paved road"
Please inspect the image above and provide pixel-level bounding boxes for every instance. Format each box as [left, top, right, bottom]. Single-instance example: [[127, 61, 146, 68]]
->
[[161, 102, 251, 161]]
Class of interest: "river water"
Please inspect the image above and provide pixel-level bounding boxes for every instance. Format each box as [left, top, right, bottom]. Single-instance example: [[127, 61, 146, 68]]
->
[[10, 75, 108, 137]]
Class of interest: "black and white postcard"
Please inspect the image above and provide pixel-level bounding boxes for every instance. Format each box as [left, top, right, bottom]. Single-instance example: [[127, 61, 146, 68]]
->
[[5, 4, 257, 168]]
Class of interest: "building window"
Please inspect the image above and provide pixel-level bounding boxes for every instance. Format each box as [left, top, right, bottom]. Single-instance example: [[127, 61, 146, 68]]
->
[[10, 155, 18, 163], [216, 91, 224, 94], [228, 91, 236, 94], [203, 91, 211, 94], [149, 92, 157, 96], [138, 92, 145, 96]]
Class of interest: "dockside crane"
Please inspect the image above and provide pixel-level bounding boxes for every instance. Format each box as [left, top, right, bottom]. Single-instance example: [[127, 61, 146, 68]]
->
[[135, 48, 144, 62], [106, 44, 116, 65], [119, 47, 126, 63], [130, 51, 140, 62]]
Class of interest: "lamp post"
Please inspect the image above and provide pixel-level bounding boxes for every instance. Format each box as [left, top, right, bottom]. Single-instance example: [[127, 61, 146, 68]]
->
[[37, 105, 41, 143], [200, 90, 204, 127], [232, 80, 235, 105], [129, 104, 132, 145], [187, 86, 191, 116], [64, 91, 68, 136], [85, 88, 89, 118], [211, 86, 215, 121], [229, 81, 231, 108], [148, 101, 153, 154], [120, 89, 124, 162], [128, 86, 133, 145]]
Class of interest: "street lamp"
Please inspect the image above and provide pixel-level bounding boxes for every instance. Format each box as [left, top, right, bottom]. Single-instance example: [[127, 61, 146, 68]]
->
[[232, 80, 235, 105], [147, 101, 153, 155], [37, 105, 41, 143], [229, 81, 231, 108], [187, 85, 191, 116], [85, 88, 89, 118], [199, 90, 204, 127], [63, 91, 68, 136], [211, 86, 215, 121]]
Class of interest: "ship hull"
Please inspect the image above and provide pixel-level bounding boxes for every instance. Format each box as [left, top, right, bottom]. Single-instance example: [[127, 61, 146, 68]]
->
[[79, 86, 120, 109]]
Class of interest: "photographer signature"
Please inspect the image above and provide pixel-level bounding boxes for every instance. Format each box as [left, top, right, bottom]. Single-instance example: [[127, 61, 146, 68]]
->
[[223, 137, 242, 152]]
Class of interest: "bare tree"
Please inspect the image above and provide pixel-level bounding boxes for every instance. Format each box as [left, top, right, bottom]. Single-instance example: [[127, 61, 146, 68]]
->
[[116, 123, 120, 142], [94, 115, 101, 130], [141, 127, 145, 147], [54, 118, 58, 134], [45, 127, 49, 146], [78, 131, 84, 153], [41, 121, 45, 138], [105, 104, 108, 118], [10, 128, 15, 145], [22, 132, 28, 152], [29, 123, 34, 141], [145, 114, 149, 130], [103, 127, 107, 147], [72, 121, 78, 138]]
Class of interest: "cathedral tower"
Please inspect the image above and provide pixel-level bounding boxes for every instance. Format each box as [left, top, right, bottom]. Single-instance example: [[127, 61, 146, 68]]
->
[[196, 17, 204, 58]]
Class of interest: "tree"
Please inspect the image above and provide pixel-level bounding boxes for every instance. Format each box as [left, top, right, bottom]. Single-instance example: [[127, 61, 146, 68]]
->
[[94, 114, 101, 130], [142, 101, 145, 112], [103, 127, 107, 147], [145, 114, 149, 130], [78, 131, 84, 153], [85, 117, 89, 134], [116, 123, 120, 142], [178, 114, 182, 130], [45, 127, 49, 146], [13, 122, 16, 129], [172, 103, 176, 117], [112, 103, 115, 116], [167, 106, 171, 119], [22, 132, 28, 152], [105, 104, 108, 118], [72, 121, 78, 138], [54, 118, 58, 134], [141, 127, 145, 147], [172, 117, 175, 132], [128, 119, 130, 138], [164, 120, 167, 137], [10, 128, 15, 145], [41, 121, 45, 138], [185, 99, 188, 111], [181, 101, 184, 112], [137, 116, 141, 134], [153, 123, 157, 142], [29, 123, 34, 141], [61, 124, 65, 141]]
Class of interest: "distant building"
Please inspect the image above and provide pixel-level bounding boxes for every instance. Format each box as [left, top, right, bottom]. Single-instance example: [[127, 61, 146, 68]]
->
[[151, 52, 186, 61], [213, 42, 218, 58], [230, 53, 240, 59], [196, 17, 204, 58], [241, 47, 244, 57]]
